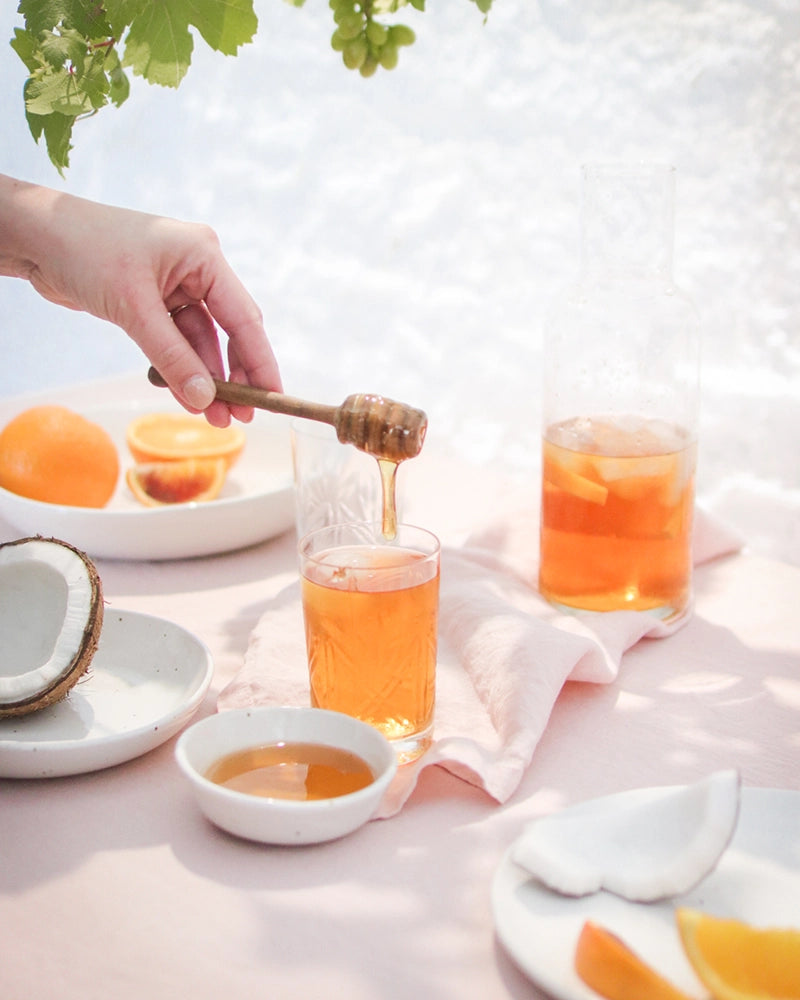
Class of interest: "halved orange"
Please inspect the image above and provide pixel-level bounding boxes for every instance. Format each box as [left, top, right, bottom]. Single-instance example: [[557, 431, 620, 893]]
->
[[126, 412, 245, 468], [126, 458, 227, 506], [676, 908, 800, 1000], [574, 920, 695, 1000]]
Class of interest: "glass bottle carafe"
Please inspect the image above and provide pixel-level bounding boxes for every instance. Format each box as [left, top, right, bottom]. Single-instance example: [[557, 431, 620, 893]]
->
[[538, 163, 700, 623]]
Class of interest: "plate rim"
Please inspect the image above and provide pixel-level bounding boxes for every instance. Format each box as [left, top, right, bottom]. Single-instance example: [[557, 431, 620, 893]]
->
[[491, 785, 800, 1000], [0, 398, 295, 559], [0, 607, 214, 778]]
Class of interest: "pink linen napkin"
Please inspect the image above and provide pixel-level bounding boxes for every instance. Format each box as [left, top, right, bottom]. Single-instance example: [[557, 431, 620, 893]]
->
[[217, 507, 742, 818]]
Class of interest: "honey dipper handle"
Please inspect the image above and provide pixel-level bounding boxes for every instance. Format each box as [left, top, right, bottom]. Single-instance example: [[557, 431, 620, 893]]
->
[[147, 367, 339, 425]]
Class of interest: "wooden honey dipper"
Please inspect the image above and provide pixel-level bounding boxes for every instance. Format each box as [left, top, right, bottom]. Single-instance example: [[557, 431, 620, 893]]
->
[[147, 367, 428, 461]]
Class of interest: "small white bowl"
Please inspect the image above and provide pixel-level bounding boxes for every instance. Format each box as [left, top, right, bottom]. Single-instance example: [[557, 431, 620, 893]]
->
[[175, 706, 397, 845]]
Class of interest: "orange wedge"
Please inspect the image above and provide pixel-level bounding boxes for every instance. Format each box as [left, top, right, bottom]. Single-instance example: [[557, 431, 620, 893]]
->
[[126, 458, 227, 506], [543, 459, 609, 506], [575, 920, 696, 1000], [676, 908, 800, 1000], [126, 412, 245, 468]]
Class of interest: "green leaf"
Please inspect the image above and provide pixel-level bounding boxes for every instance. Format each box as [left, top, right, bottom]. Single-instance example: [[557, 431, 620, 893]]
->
[[184, 0, 258, 56], [106, 49, 131, 107], [122, 0, 257, 88], [80, 49, 112, 109], [103, 0, 149, 38], [17, 0, 71, 36], [122, 4, 195, 88], [18, 0, 112, 39], [39, 27, 88, 69], [41, 112, 74, 175], [10, 26, 40, 73], [24, 104, 75, 176], [25, 66, 94, 115]]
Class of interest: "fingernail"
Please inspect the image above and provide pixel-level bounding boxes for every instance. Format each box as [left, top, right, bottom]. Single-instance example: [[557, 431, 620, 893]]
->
[[182, 375, 215, 410]]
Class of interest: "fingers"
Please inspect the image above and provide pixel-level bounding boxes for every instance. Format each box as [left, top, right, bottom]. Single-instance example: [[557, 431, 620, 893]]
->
[[117, 219, 282, 424], [194, 253, 283, 394], [169, 304, 236, 427], [124, 297, 225, 422]]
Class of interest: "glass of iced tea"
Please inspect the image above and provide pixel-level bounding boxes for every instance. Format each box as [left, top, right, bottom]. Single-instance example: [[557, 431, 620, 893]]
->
[[299, 521, 440, 763]]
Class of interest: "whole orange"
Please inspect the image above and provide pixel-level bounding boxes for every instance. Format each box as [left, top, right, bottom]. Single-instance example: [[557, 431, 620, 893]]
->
[[0, 405, 120, 508]]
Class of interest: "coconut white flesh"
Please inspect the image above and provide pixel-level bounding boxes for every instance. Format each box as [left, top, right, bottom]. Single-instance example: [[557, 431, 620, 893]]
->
[[0, 538, 99, 706], [510, 769, 741, 902]]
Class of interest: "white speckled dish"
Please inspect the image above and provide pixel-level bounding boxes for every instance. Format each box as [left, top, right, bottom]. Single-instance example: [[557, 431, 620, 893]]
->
[[176, 706, 398, 845], [0, 609, 214, 778]]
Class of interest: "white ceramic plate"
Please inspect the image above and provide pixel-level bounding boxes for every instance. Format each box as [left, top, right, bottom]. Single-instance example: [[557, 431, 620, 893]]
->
[[492, 786, 800, 999], [0, 608, 214, 778], [0, 400, 295, 560]]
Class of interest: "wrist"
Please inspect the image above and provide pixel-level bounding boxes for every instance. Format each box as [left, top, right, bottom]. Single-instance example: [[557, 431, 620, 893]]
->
[[0, 174, 62, 280]]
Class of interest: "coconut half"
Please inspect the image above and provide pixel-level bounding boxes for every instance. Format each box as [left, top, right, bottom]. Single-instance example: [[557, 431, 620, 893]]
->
[[0, 536, 103, 718], [511, 770, 741, 902]]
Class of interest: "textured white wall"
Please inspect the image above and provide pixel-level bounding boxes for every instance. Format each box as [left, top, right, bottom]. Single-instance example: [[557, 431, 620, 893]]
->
[[1, 1, 798, 562]]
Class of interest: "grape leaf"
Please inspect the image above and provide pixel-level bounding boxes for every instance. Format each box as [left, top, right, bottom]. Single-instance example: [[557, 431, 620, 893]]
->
[[39, 27, 88, 69], [24, 101, 75, 176], [80, 49, 114, 109], [123, 0, 257, 89], [122, 6, 195, 88], [107, 49, 130, 106], [103, 0, 149, 38], [11, 0, 489, 173], [24, 68, 92, 116], [185, 0, 258, 56], [17, 0, 112, 39], [10, 26, 39, 73]]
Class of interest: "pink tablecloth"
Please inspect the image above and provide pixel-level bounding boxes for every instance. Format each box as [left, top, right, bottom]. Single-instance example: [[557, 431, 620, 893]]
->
[[1, 375, 799, 1000]]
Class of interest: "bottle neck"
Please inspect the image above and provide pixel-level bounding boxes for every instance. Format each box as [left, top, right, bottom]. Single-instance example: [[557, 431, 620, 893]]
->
[[580, 163, 676, 283]]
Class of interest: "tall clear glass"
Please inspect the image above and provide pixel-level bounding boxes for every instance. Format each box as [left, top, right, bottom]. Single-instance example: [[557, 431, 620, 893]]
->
[[299, 521, 440, 763], [539, 164, 701, 623]]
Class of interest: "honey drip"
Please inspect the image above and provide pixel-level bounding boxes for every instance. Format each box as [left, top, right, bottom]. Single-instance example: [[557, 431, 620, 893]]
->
[[378, 458, 399, 540]]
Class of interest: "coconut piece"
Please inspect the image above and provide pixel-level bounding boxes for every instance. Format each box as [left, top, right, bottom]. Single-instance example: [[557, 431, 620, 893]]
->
[[0, 536, 103, 718], [511, 770, 741, 902]]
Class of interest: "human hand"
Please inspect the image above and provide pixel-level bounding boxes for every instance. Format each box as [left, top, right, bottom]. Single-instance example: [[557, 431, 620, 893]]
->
[[1, 176, 281, 426]]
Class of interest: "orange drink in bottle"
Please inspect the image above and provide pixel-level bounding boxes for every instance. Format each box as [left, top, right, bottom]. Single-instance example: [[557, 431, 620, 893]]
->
[[539, 416, 696, 620], [300, 522, 439, 762], [540, 165, 701, 622]]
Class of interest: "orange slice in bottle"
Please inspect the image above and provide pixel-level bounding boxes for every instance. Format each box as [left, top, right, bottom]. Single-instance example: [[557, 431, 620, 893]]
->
[[126, 412, 245, 468], [126, 458, 227, 506], [574, 920, 696, 1000], [543, 459, 609, 505], [676, 908, 800, 1000]]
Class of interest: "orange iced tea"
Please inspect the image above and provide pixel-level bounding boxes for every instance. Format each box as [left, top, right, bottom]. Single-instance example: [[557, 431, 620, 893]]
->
[[299, 523, 440, 762], [538, 416, 696, 619]]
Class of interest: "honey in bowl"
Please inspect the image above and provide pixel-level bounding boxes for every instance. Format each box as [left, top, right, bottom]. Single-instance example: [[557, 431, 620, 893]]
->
[[205, 741, 375, 801]]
